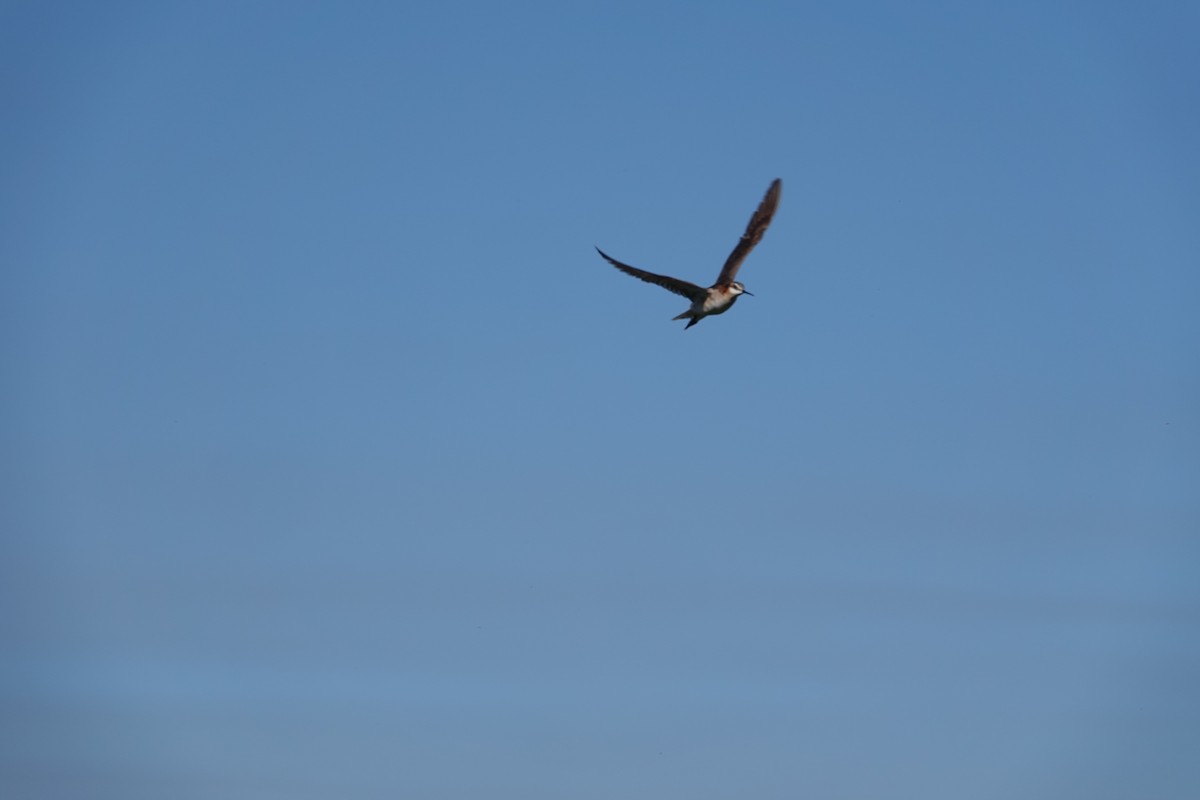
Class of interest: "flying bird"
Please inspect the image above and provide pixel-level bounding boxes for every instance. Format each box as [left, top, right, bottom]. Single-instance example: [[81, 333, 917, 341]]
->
[[596, 178, 782, 329]]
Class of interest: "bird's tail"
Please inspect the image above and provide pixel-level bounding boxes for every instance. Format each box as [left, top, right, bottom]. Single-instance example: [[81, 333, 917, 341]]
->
[[674, 311, 701, 329]]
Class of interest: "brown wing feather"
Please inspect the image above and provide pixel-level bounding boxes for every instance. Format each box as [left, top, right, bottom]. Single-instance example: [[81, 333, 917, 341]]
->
[[716, 178, 782, 286], [595, 247, 706, 301]]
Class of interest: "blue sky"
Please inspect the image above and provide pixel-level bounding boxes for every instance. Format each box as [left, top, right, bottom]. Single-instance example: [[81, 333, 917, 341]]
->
[[3, 2, 1198, 797]]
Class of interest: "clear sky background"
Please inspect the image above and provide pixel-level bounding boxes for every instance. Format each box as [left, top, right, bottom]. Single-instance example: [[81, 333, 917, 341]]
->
[[3, 2, 1198, 797]]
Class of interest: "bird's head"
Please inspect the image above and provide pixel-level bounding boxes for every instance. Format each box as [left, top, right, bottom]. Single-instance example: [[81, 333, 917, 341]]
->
[[729, 281, 753, 297]]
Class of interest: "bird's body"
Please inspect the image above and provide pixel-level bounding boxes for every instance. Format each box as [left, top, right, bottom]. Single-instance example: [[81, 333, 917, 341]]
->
[[597, 178, 781, 329], [673, 284, 745, 323]]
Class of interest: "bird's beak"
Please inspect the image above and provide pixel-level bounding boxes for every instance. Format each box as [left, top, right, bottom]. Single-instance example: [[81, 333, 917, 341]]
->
[[743, 290, 755, 297]]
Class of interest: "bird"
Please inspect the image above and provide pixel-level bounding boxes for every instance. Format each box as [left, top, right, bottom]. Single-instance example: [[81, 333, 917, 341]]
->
[[596, 178, 782, 329]]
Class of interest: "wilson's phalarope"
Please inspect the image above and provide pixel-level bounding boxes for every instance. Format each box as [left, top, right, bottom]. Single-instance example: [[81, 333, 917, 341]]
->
[[597, 178, 781, 329]]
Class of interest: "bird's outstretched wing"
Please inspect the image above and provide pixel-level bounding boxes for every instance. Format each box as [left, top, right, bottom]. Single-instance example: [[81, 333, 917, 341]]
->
[[595, 247, 707, 301], [715, 178, 782, 286]]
